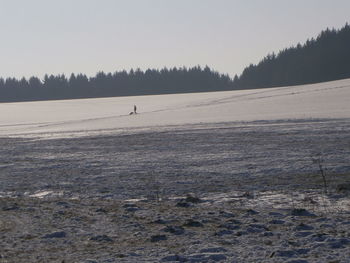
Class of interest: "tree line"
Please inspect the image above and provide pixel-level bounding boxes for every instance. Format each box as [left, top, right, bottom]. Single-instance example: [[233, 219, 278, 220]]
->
[[0, 66, 233, 102], [1, 23, 350, 102], [233, 23, 350, 89]]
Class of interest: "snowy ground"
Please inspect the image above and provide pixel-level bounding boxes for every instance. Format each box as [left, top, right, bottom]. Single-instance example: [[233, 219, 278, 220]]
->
[[1, 79, 350, 262], [1, 118, 350, 201], [0, 78, 349, 138]]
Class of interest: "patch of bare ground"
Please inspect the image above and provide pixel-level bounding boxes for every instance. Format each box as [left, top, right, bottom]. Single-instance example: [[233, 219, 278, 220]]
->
[[1, 182, 350, 262]]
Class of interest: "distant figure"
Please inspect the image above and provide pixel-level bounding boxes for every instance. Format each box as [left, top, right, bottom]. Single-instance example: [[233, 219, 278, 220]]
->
[[134, 105, 137, 114]]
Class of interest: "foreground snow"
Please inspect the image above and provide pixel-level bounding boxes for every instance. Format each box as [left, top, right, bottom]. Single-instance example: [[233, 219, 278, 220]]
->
[[1, 80, 350, 262], [0, 78, 350, 137]]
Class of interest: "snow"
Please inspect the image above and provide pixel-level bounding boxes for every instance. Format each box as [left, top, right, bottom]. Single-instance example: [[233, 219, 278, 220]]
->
[[0, 78, 350, 137], [1, 79, 350, 262]]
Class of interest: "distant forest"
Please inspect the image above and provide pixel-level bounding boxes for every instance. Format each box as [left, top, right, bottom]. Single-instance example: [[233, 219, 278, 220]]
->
[[1, 23, 350, 102], [233, 23, 350, 89], [0, 66, 232, 102]]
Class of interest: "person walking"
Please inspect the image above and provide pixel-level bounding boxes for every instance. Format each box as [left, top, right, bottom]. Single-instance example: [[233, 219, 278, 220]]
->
[[134, 105, 137, 114]]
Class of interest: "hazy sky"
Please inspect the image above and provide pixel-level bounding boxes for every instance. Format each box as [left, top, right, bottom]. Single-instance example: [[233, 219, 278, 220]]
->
[[0, 0, 349, 79]]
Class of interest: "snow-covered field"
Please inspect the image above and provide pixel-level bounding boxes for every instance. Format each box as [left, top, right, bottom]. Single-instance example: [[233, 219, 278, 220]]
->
[[1, 79, 350, 262], [0, 78, 350, 138]]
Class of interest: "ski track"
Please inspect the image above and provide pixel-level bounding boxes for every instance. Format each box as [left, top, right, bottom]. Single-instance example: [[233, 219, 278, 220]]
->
[[0, 78, 350, 137]]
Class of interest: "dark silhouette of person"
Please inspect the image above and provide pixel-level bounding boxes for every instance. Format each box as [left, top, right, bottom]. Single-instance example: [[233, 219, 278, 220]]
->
[[134, 105, 137, 114]]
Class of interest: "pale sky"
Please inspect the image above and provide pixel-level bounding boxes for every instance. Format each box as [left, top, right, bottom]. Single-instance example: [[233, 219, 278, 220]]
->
[[0, 0, 349, 79]]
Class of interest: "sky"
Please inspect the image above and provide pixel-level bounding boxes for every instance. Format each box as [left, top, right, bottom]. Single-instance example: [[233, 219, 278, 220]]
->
[[0, 0, 349, 79]]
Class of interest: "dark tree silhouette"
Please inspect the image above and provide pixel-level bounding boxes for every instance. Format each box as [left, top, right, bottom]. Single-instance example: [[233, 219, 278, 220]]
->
[[234, 23, 350, 89], [0, 66, 233, 102]]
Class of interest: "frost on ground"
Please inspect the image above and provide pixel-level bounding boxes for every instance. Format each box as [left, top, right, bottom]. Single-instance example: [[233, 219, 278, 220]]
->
[[1, 118, 350, 200], [1, 193, 350, 263], [1, 79, 350, 262], [1, 118, 350, 263]]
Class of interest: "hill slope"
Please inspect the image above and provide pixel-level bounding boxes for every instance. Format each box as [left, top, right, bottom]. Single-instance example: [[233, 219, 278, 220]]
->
[[1, 78, 349, 138]]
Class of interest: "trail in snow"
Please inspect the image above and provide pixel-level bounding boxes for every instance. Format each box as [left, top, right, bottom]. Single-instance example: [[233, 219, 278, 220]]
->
[[0, 78, 349, 138]]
